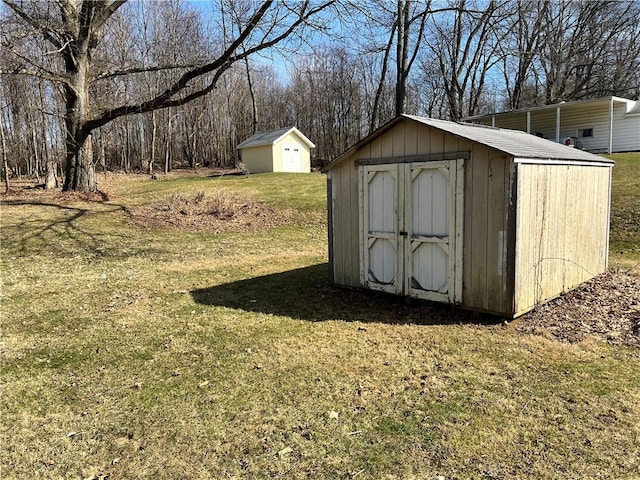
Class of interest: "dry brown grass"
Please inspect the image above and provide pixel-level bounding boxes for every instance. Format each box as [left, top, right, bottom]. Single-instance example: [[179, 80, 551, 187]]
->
[[127, 190, 299, 234], [1, 170, 639, 479]]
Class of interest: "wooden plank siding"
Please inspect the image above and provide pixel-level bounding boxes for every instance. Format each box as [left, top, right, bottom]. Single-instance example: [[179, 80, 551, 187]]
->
[[327, 116, 611, 317], [327, 158, 360, 287], [485, 152, 510, 314], [329, 120, 513, 314], [462, 146, 512, 314], [513, 163, 611, 315]]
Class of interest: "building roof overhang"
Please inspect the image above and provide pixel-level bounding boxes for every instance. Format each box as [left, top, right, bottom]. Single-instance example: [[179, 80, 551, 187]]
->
[[462, 96, 638, 122]]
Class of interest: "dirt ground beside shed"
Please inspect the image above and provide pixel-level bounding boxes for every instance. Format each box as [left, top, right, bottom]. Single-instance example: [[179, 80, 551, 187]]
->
[[516, 271, 640, 349]]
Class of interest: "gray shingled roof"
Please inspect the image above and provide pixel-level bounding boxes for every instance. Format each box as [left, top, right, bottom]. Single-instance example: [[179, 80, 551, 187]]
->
[[404, 115, 613, 163], [237, 127, 315, 149], [324, 115, 613, 172]]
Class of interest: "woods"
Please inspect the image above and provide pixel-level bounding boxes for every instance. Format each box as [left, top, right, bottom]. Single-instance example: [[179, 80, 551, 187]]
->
[[1, 0, 639, 191]]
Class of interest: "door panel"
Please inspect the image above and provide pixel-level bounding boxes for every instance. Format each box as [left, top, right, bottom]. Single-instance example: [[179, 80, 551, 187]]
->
[[411, 166, 449, 237], [360, 160, 463, 303], [282, 145, 301, 172], [368, 237, 396, 285], [411, 242, 449, 293], [408, 162, 453, 301], [362, 166, 399, 294], [368, 169, 396, 233]]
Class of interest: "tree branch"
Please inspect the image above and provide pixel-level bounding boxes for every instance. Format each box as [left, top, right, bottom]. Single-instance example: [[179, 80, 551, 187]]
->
[[231, 1, 336, 63], [91, 0, 126, 32], [0, 67, 70, 85], [92, 64, 204, 82], [86, 0, 336, 130], [3, 46, 62, 79], [3, 0, 66, 50]]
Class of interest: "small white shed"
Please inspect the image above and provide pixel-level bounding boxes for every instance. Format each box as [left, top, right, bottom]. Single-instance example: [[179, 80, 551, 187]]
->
[[237, 127, 315, 173], [323, 115, 614, 318]]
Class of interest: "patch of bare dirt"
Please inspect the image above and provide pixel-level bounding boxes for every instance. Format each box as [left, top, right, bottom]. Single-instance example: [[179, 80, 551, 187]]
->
[[517, 271, 640, 349], [127, 191, 293, 233]]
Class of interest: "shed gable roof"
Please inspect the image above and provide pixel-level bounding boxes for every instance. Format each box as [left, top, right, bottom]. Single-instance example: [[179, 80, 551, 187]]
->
[[237, 127, 315, 150], [324, 115, 612, 172], [405, 115, 612, 162]]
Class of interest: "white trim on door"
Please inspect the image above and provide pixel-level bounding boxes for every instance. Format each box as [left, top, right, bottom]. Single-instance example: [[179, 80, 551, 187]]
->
[[360, 159, 464, 303]]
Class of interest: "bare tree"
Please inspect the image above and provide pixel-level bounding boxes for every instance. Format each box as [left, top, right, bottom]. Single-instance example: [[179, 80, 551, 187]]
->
[[0, 97, 9, 192], [394, 0, 430, 116], [351, 0, 431, 129], [539, 0, 640, 104], [425, 0, 508, 120], [1, 0, 336, 191], [497, 0, 549, 109], [288, 46, 365, 160]]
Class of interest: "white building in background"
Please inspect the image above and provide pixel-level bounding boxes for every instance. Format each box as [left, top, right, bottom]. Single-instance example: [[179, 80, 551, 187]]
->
[[463, 96, 640, 154]]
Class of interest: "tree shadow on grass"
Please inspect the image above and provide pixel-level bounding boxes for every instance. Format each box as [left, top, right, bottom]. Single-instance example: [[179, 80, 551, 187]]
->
[[191, 263, 501, 325], [0, 199, 155, 259]]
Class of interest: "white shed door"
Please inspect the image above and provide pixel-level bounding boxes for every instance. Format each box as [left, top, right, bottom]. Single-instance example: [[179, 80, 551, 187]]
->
[[407, 162, 455, 302], [282, 144, 302, 172], [361, 160, 463, 303], [362, 165, 401, 295]]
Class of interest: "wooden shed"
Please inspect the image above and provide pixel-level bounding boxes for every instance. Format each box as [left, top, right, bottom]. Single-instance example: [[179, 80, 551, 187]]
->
[[323, 115, 614, 318], [237, 127, 315, 173]]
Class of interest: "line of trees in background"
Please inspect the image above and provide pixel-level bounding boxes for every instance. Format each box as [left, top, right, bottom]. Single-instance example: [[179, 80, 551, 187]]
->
[[1, 0, 639, 191]]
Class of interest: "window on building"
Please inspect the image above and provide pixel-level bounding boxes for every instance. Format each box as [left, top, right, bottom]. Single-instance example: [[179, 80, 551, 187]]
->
[[579, 128, 593, 138]]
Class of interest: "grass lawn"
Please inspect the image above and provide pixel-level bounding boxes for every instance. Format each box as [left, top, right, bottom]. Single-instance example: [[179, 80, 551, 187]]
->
[[606, 153, 640, 272], [1, 163, 639, 479]]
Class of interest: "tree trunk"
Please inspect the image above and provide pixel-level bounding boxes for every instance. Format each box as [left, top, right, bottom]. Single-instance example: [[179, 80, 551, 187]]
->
[[244, 55, 258, 134], [150, 110, 157, 174], [31, 122, 41, 183], [0, 114, 9, 193], [395, 0, 410, 117], [99, 137, 106, 173], [62, 56, 97, 192], [44, 161, 58, 189], [63, 133, 95, 192], [41, 91, 57, 189], [164, 107, 172, 174], [371, 19, 397, 133]]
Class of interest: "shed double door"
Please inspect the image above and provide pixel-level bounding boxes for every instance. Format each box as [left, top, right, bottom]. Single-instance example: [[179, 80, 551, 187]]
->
[[360, 160, 464, 303], [282, 144, 301, 172]]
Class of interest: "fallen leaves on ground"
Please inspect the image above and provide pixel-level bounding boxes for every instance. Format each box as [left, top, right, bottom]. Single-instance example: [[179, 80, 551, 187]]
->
[[517, 271, 640, 349]]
